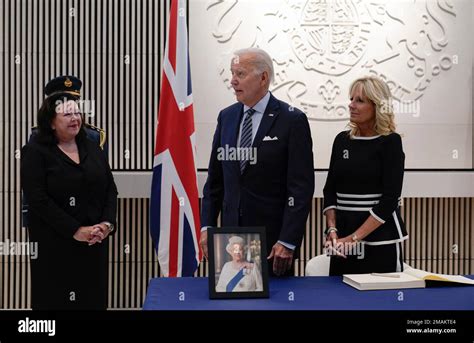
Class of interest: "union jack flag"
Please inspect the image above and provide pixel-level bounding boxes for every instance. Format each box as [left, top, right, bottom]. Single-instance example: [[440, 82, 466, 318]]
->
[[150, 0, 201, 277]]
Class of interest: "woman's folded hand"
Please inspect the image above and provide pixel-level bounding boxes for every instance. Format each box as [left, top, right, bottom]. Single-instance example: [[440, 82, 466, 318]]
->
[[73, 225, 106, 245]]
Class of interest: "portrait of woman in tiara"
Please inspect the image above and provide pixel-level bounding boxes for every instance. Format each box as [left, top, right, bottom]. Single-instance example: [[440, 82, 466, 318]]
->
[[215, 235, 263, 293]]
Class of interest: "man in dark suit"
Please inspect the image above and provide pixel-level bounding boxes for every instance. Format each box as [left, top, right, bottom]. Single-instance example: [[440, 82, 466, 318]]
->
[[200, 48, 314, 276]]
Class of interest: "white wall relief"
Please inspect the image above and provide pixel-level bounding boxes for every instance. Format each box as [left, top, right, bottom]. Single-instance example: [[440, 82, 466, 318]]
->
[[190, 0, 472, 169]]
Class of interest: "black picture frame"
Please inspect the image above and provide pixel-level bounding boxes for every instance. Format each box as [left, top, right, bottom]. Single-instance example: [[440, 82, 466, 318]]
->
[[207, 227, 269, 299]]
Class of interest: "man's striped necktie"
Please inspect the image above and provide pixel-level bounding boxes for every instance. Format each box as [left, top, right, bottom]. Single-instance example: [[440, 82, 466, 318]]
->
[[239, 108, 256, 173]]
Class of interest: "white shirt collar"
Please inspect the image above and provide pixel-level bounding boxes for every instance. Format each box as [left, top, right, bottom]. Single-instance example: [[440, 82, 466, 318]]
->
[[243, 91, 271, 115]]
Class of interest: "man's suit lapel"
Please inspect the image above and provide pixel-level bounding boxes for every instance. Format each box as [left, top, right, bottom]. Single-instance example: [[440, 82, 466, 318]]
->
[[229, 104, 244, 148], [227, 104, 244, 174], [252, 94, 280, 150]]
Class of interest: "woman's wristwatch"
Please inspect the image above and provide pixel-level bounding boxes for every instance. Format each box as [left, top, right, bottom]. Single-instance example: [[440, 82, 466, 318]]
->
[[324, 227, 338, 236], [103, 221, 115, 233]]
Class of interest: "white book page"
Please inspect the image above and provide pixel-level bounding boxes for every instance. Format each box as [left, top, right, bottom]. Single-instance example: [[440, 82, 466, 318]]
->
[[404, 266, 474, 285], [347, 273, 420, 284]]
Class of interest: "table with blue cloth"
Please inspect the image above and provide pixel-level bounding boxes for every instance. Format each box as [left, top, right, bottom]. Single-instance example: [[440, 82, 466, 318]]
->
[[142, 276, 474, 310]]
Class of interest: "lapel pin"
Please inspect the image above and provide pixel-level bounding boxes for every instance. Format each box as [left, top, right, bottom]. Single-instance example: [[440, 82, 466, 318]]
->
[[269, 113, 274, 117]]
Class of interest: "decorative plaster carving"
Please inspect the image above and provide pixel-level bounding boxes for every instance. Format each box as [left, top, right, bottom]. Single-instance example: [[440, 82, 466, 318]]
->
[[207, 0, 457, 121]]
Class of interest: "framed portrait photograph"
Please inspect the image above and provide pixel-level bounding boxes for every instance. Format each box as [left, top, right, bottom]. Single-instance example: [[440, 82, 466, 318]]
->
[[207, 227, 269, 299]]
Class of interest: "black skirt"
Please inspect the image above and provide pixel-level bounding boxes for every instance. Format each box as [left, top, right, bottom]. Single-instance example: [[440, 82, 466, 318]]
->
[[329, 242, 404, 276], [329, 206, 406, 275], [29, 233, 108, 310]]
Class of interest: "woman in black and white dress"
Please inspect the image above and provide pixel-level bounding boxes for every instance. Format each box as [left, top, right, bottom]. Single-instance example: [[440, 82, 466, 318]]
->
[[323, 76, 408, 275]]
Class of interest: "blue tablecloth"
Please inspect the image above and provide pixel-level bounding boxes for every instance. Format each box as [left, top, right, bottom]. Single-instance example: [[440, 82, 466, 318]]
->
[[143, 276, 474, 310]]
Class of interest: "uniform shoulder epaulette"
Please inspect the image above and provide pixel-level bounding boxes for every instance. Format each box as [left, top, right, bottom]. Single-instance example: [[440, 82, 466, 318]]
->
[[84, 123, 107, 150]]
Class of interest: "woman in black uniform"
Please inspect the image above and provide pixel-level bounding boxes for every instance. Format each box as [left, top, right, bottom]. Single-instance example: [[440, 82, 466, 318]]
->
[[21, 76, 118, 309], [323, 76, 408, 275]]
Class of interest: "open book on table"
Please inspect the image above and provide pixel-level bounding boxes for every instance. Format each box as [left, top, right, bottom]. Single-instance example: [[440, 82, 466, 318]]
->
[[343, 265, 474, 291]]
